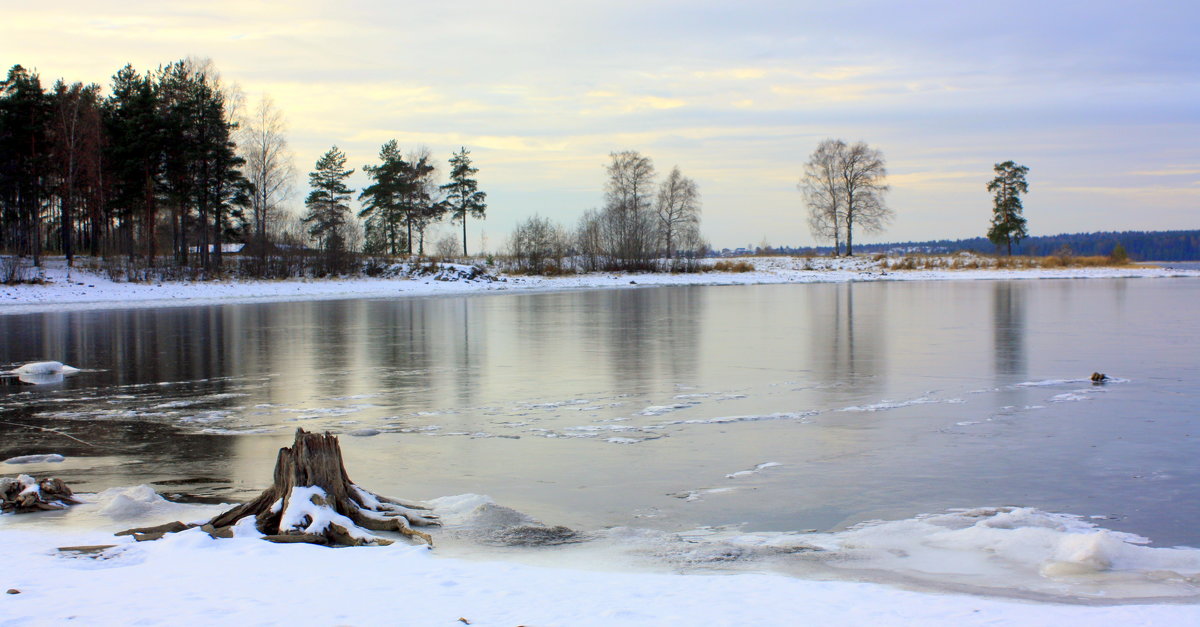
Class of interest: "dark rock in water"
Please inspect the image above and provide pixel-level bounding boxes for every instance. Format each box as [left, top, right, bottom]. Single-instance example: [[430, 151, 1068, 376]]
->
[[6, 589, 19, 595], [1091, 372, 1108, 383]]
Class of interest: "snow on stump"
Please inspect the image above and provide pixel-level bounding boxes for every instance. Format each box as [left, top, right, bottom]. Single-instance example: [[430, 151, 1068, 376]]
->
[[121, 428, 439, 546], [1, 475, 80, 513]]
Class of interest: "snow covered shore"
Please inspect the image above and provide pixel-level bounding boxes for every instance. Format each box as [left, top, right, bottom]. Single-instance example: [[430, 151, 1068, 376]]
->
[[4, 491, 1200, 626], [2, 482, 1200, 619], [3, 256, 1197, 315]]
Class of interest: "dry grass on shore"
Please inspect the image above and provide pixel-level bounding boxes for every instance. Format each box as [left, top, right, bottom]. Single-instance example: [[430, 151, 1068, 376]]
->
[[881, 252, 1136, 271]]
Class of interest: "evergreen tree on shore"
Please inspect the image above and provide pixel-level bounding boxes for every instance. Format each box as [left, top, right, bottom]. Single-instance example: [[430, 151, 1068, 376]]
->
[[441, 147, 487, 256], [987, 161, 1030, 256], [304, 146, 354, 254]]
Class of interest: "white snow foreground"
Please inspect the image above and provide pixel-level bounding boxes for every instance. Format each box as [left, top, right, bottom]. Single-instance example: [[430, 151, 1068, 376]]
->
[[2, 527, 1197, 626], [4, 491, 1200, 624], [3, 256, 1197, 315]]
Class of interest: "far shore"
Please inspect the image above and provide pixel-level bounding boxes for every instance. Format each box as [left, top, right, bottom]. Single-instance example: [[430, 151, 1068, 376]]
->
[[2, 255, 1198, 316]]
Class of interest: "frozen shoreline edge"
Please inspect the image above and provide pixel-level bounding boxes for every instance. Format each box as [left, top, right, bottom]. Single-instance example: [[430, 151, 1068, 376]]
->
[[4, 256, 1198, 315]]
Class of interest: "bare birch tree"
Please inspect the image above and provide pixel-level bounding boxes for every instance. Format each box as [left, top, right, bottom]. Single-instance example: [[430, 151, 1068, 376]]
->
[[800, 139, 891, 256], [603, 150, 657, 270], [241, 95, 295, 250], [838, 141, 891, 256], [655, 166, 700, 267], [800, 139, 846, 255]]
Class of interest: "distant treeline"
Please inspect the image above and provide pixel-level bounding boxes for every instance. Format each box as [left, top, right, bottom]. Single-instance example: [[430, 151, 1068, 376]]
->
[[759, 230, 1200, 261]]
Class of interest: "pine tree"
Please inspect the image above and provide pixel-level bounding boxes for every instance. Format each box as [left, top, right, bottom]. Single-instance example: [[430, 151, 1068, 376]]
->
[[440, 147, 487, 256], [358, 140, 408, 256], [0, 65, 51, 265], [987, 161, 1030, 256], [304, 146, 354, 253]]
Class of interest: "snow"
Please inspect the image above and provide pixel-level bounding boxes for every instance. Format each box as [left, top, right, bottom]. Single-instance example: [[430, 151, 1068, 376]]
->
[[3, 494, 1200, 624], [11, 361, 80, 376], [3, 453, 65, 465], [3, 255, 1197, 315], [2, 361, 82, 385]]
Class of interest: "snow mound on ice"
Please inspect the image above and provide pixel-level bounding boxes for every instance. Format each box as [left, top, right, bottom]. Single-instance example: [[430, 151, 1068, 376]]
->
[[4, 453, 65, 464], [13, 361, 81, 376], [93, 485, 175, 520], [429, 494, 580, 546]]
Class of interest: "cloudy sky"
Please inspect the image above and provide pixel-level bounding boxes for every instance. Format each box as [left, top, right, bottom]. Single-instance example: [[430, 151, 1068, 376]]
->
[[5, 1, 1197, 250]]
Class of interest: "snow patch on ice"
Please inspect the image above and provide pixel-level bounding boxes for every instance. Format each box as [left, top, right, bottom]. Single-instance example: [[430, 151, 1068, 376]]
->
[[658, 411, 816, 426], [12, 361, 81, 376], [726, 462, 782, 479], [838, 396, 964, 412], [640, 402, 698, 415], [4, 453, 65, 464]]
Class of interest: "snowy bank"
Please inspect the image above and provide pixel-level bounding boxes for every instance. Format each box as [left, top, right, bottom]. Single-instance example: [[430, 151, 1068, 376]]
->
[[3, 256, 1197, 315], [3, 490, 1200, 625], [4, 526, 1199, 626]]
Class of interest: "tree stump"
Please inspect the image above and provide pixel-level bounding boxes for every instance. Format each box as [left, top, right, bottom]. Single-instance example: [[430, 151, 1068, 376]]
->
[[0, 475, 79, 513], [119, 428, 439, 546]]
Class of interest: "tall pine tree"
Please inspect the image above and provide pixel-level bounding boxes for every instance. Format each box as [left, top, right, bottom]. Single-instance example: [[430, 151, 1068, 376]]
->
[[987, 161, 1030, 256], [358, 140, 408, 256], [440, 147, 487, 256], [304, 146, 354, 254]]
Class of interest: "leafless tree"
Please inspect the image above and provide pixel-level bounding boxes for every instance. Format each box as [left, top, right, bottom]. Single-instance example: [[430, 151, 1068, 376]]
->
[[574, 209, 605, 272], [655, 166, 700, 268], [408, 145, 444, 257], [240, 95, 295, 250], [838, 141, 891, 256], [510, 214, 569, 273], [800, 139, 891, 256], [799, 138, 846, 255], [602, 150, 658, 270]]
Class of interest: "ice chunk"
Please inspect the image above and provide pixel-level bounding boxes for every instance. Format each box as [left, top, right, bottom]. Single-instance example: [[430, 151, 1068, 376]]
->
[[4, 453, 66, 464], [95, 485, 170, 519], [13, 361, 81, 376]]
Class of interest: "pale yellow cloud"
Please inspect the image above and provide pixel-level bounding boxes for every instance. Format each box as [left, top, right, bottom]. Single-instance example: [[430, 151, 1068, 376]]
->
[[691, 68, 769, 80], [580, 92, 686, 115]]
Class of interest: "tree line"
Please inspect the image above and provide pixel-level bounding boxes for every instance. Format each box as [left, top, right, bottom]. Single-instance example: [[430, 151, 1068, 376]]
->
[[507, 150, 704, 273], [0, 60, 256, 271], [837, 230, 1200, 261], [0, 60, 491, 279]]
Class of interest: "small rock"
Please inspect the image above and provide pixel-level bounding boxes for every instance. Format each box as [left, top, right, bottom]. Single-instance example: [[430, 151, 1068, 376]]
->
[[1091, 372, 1108, 383], [6, 589, 19, 594]]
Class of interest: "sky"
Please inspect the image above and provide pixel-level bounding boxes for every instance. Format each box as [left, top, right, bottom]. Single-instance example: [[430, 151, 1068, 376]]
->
[[4, 0, 1198, 251]]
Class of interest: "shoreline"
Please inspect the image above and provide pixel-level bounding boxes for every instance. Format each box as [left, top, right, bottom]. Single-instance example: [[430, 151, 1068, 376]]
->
[[4, 256, 1198, 315]]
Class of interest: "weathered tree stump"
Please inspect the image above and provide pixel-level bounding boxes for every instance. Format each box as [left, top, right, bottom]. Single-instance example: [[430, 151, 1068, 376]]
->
[[120, 428, 438, 547], [0, 475, 80, 513]]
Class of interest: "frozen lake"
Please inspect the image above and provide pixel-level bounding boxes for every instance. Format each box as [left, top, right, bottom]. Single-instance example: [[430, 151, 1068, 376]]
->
[[3, 278, 1200, 591]]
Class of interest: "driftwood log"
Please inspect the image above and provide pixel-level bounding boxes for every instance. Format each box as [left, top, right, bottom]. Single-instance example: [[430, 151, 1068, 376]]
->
[[0, 475, 79, 513], [119, 428, 439, 546]]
